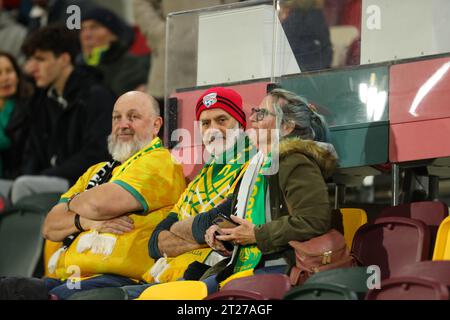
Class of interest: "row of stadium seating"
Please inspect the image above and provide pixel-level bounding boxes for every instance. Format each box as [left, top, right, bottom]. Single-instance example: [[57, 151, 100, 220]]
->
[[132, 201, 450, 300]]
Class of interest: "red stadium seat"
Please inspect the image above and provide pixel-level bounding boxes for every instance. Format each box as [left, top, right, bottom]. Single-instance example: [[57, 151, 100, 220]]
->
[[351, 217, 430, 279], [204, 290, 267, 300], [366, 277, 449, 300], [376, 201, 448, 257], [221, 274, 291, 300], [392, 260, 450, 288]]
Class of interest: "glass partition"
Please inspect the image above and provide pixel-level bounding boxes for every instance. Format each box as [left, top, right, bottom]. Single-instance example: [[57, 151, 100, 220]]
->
[[165, 0, 275, 98], [165, 0, 450, 101], [163, 0, 450, 203], [279, 65, 389, 127]]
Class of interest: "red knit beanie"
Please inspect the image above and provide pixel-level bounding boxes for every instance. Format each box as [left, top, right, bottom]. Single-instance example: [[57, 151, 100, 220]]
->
[[195, 87, 246, 129]]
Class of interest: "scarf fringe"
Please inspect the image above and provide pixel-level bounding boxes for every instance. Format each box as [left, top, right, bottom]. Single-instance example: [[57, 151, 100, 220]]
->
[[76, 231, 117, 256]]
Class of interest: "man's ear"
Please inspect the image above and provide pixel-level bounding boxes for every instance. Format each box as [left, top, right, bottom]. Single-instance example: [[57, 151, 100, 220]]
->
[[59, 52, 72, 67], [153, 116, 163, 136]]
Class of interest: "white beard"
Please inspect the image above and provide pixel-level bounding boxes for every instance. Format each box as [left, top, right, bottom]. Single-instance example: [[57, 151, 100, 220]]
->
[[203, 125, 242, 157], [107, 133, 152, 163]]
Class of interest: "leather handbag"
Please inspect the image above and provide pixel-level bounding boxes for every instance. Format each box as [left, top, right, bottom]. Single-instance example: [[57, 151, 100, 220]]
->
[[288, 229, 354, 286]]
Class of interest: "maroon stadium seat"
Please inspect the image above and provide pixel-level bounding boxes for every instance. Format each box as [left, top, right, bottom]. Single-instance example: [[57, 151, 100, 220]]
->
[[221, 274, 291, 300], [351, 217, 430, 279], [391, 260, 450, 287], [376, 201, 448, 257], [365, 277, 449, 300], [204, 290, 267, 300]]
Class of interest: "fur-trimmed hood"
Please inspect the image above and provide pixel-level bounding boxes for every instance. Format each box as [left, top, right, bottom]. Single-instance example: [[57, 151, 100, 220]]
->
[[278, 137, 338, 178]]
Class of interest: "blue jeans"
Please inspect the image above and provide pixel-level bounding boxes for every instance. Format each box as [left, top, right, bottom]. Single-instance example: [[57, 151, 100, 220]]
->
[[44, 274, 136, 300], [201, 265, 286, 295]]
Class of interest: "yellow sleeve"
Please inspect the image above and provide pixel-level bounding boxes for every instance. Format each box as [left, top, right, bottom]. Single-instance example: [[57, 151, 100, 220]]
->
[[59, 163, 106, 203], [110, 150, 186, 214]]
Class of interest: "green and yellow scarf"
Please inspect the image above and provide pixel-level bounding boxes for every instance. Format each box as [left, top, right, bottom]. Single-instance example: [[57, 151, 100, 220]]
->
[[234, 154, 272, 273]]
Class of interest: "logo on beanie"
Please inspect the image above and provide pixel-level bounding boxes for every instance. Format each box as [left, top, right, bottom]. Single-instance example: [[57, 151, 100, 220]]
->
[[203, 93, 217, 108]]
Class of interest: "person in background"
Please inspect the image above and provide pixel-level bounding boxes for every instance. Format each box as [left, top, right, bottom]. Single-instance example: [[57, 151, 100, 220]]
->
[[0, 24, 115, 205], [26, 0, 93, 32], [0, 0, 27, 62], [279, 0, 333, 71], [77, 6, 150, 97], [0, 52, 33, 188]]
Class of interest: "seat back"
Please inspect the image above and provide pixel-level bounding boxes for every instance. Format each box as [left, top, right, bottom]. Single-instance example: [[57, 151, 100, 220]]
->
[[222, 274, 291, 300], [204, 290, 266, 300], [0, 208, 46, 277], [0, 193, 61, 278], [284, 283, 358, 300], [377, 201, 448, 256], [433, 216, 450, 260], [393, 261, 450, 287], [304, 267, 370, 298], [365, 277, 449, 300], [351, 217, 430, 279], [136, 281, 208, 300], [340, 208, 368, 248]]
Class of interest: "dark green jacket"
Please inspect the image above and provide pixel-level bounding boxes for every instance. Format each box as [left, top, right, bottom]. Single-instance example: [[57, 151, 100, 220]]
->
[[254, 137, 341, 268]]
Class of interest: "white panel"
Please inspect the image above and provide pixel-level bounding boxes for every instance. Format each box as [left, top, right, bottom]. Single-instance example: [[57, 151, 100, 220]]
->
[[361, 0, 450, 64], [197, 4, 300, 86]]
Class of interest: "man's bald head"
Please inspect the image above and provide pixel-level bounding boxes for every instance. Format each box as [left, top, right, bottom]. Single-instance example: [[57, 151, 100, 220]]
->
[[109, 91, 163, 163], [114, 91, 160, 116]]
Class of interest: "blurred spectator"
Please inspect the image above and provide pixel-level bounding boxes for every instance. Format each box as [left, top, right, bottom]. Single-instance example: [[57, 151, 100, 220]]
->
[[279, 0, 333, 71], [77, 6, 150, 97], [0, 0, 27, 61], [340, 0, 361, 66], [0, 52, 33, 183], [0, 24, 115, 204], [26, 0, 93, 32]]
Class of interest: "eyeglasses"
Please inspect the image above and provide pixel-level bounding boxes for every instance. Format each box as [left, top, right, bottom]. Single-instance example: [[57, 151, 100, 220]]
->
[[250, 107, 277, 122]]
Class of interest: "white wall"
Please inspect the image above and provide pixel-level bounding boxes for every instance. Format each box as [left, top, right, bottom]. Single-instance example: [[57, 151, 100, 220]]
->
[[196, 4, 300, 86], [361, 0, 450, 64]]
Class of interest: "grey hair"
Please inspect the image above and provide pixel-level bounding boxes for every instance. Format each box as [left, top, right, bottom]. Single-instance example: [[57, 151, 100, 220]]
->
[[268, 88, 330, 142], [148, 95, 161, 116]]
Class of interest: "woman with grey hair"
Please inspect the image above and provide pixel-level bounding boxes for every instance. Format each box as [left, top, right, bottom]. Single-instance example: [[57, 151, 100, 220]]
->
[[198, 87, 341, 293]]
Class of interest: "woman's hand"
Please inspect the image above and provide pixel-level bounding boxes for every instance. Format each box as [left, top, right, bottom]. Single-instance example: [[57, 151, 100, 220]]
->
[[205, 225, 232, 257], [81, 215, 134, 235], [215, 215, 256, 246]]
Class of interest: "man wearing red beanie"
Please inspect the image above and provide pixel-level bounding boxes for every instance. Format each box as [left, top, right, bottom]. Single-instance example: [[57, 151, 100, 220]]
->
[[195, 87, 247, 158]]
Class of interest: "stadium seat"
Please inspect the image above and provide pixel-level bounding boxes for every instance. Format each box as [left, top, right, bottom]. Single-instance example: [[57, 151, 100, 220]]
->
[[204, 290, 266, 300], [284, 283, 358, 300], [376, 201, 448, 257], [135, 281, 208, 300], [340, 208, 368, 248], [365, 277, 449, 300], [0, 209, 45, 277], [351, 217, 430, 279], [221, 274, 291, 300], [304, 267, 370, 299], [0, 193, 61, 277], [392, 260, 450, 288], [432, 216, 450, 260]]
